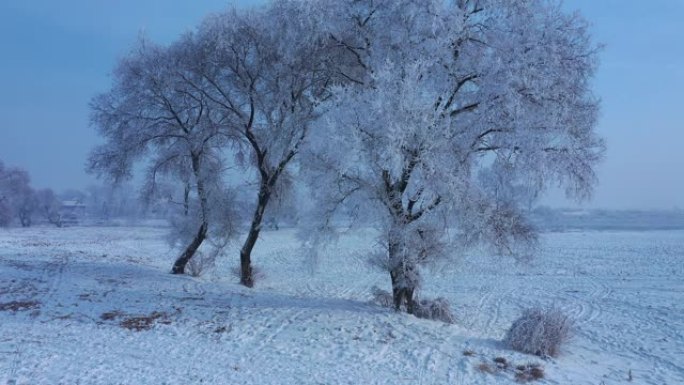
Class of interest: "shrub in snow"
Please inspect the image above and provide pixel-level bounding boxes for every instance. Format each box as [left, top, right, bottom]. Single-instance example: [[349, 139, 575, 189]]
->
[[504, 307, 573, 357], [186, 251, 216, 278], [231, 265, 264, 284], [370, 286, 394, 308], [413, 297, 455, 324], [371, 286, 455, 324]]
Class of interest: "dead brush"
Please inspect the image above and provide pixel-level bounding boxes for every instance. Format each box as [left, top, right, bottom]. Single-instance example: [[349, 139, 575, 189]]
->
[[100, 310, 125, 321], [475, 356, 545, 383], [120, 311, 170, 331], [476, 362, 496, 374], [0, 300, 40, 312], [186, 251, 216, 277], [504, 307, 574, 357], [493, 356, 509, 370], [370, 286, 394, 308], [514, 362, 545, 382], [231, 265, 265, 284], [413, 297, 455, 324]]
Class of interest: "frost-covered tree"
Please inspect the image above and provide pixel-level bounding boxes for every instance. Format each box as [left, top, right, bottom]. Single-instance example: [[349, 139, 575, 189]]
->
[[304, 0, 604, 313], [35, 188, 63, 227], [0, 200, 10, 227], [88, 37, 235, 274], [0, 162, 36, 227], [0, 161, 12, 227], [189, 1, 337, 286]]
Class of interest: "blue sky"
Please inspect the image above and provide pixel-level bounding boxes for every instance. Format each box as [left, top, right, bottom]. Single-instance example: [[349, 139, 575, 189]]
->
[[0, 1, 682, 209]]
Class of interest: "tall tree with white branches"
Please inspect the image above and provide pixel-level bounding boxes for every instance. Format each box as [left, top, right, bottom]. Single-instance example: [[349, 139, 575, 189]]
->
[[88, 38, 234, 274], [187, 1, 338, 286], [304, 0, 605, 313]]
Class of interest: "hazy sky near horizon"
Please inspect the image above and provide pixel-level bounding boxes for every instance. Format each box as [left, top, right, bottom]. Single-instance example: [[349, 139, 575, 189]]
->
[[0, 1, 682, 209]]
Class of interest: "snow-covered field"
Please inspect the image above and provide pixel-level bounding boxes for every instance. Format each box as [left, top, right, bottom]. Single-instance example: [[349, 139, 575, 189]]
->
[[0, 226, 682, 384]]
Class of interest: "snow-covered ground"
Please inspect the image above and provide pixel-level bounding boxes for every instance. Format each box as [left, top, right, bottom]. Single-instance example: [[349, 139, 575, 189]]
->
[[0, 226, 682, 384]]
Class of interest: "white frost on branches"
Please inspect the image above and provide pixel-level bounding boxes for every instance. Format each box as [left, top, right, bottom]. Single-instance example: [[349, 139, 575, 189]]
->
[[302, 0, 604, 311]]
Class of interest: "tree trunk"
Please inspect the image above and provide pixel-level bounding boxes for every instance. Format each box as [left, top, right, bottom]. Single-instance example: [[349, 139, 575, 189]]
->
[[171, 153, 210, 275], [183, 182, 190, 216], [390, 266, 417, 314], [239, 183, 271, 287], [388, 230, 417, 314], [171, 222, 208, 274], [19, 213, 31, 227]]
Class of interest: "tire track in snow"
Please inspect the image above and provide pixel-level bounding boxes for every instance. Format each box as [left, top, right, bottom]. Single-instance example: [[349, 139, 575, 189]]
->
[[559, 274, 612, 328], [304, 279, 375, 303], [456, 283, 495, 331], [240, 307, 308, 364], [6, 251, 69, 384], [474, 284, 514, 337], [416, 328, 459, 385], [573, 279, 683, 385], [182, 280, 207, 297]]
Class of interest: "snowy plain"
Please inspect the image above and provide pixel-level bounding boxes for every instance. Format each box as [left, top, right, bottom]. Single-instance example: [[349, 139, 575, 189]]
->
[[0, 226, 682, 384]]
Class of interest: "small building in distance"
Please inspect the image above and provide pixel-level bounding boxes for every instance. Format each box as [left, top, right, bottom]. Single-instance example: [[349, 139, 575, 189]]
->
[[60, 200, 86, 226]]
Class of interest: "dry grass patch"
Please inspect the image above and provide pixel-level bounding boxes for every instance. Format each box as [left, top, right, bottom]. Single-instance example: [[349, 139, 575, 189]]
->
[[370, 286, 394, 308], [515, 362, 545, 382], [413, 297, 456, 324], [120, 311, 171, 331], [474, 356, 545, 383], [0, 300, 41, 312], [100, 310, 125, 321], [493, 356, 509, 370], [476, 362, 496, 374]]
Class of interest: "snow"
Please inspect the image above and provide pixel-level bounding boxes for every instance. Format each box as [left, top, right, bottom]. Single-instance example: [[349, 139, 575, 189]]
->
[[1, 226, 682, 384]]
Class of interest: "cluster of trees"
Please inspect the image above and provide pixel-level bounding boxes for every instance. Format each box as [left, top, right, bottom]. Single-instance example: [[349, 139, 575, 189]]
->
[[0, 160, 63, 228], [89, 0, 604, 313], [63, 184, 169, 223], [0, 162, 165, 228]]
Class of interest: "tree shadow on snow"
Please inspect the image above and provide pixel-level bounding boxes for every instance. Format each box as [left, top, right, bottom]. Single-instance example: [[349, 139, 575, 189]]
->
[[1, 257, 386, 320]]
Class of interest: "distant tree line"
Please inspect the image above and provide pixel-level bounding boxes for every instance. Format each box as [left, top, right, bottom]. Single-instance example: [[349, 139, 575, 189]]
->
[[0, 160, 63, 227], [0, 161, 174, 228]]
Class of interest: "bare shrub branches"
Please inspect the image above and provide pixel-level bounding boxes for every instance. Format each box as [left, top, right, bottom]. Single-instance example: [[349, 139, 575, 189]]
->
[[370, 286, 394, 308], [504, 307, 574, 358], [186, 251, 216, 278], [370, 286, 455, 324], [413, 297, 455, 324]]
